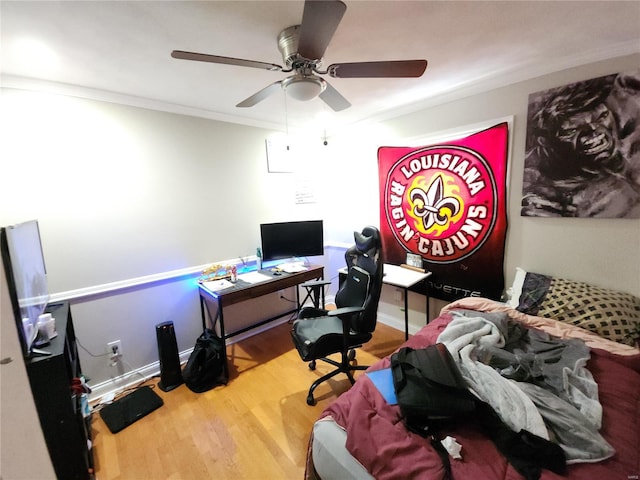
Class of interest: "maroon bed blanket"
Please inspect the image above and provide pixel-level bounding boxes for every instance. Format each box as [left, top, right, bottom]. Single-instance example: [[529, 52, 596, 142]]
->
[[320, 305, 640, 480]]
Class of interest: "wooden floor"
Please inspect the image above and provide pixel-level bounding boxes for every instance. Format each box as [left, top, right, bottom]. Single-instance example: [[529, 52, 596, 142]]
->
[[91, 321, 405, 480]]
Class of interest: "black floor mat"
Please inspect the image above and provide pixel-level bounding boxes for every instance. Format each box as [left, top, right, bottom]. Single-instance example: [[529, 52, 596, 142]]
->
[[99, 386, 164, 433]]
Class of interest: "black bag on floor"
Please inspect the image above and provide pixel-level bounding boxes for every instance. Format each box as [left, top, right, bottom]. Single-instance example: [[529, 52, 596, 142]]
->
[[183, 328, 228, 393]]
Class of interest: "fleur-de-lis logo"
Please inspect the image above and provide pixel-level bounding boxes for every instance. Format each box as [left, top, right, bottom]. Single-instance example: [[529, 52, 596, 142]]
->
[[410, 175, 461, 230]]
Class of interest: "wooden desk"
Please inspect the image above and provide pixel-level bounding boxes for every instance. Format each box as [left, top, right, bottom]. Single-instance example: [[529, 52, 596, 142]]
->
[[198, 265, 324, 358]]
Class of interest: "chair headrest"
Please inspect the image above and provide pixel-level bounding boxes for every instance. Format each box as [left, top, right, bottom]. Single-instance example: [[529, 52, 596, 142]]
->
[[353, 227, 379, 253]]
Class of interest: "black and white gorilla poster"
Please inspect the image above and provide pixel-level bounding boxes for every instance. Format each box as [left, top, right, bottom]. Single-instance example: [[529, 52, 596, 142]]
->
[[522, 69, 640, 218]]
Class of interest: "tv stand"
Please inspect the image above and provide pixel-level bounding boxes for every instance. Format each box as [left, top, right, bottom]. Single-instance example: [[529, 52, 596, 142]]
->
[[26, 302, 94, 480]]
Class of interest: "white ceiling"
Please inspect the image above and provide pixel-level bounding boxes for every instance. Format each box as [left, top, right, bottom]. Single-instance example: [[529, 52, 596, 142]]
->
[[2, 1, 639, 133]]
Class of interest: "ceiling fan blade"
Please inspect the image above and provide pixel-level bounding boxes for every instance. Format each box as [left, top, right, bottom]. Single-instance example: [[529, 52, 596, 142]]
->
[[298, 0, 346, 60], [327, 60, 428, 78], [236, 81, 283, 108], [171, 50, 282, 72], [319, 80, 351, 112]]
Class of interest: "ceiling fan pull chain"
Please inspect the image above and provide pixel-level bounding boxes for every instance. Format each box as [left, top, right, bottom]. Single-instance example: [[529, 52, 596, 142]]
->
[[284, 93, 290, 151]]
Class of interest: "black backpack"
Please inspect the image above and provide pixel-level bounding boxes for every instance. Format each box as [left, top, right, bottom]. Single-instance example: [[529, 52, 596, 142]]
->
[[391, 344, 476, 480], [182, 329, 228, 393], [391, 343, 476, 434]]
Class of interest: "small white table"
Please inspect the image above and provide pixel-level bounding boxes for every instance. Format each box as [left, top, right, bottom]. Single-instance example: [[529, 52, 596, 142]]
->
[[339, 263, 432, 340], [382, 264, 432, 340]]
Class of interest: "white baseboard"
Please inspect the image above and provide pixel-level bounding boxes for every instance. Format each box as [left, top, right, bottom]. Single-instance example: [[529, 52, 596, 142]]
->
[[88, 350, 189, 405], [376, 311, 421, 336]]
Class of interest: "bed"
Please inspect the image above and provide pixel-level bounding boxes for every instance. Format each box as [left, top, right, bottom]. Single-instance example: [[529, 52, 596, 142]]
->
[[306, 270, 640, 480]]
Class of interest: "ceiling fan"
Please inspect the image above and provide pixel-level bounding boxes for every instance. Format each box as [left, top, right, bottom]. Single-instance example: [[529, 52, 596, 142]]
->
[[171, 0, 427, 112]]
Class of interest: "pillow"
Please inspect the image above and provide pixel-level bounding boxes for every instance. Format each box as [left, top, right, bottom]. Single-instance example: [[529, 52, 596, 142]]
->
[[516, 271, 640, 347], [506, 267, 527, 308]]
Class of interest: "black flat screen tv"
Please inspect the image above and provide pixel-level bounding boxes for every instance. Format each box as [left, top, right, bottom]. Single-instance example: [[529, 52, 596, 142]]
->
[[0, 220, 49, 357], [260, 220, 324, 262]]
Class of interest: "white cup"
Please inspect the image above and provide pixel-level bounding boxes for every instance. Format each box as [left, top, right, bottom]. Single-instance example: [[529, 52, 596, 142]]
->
[[38, 313, 56, 341]]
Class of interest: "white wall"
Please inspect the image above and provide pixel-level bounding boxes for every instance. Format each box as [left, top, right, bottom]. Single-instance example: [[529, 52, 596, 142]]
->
[[0, 90, 329, 290], [1, 53, 639, 395]]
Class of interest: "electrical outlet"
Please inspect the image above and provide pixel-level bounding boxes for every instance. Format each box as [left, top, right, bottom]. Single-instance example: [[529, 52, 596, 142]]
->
[[107, 340, 122, 364]]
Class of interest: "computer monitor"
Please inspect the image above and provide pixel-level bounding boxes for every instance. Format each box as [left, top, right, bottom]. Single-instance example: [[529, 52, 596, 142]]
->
[[260, 220, 324, 262]]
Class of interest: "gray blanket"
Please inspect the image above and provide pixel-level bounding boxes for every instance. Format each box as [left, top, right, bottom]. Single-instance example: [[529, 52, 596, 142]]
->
[[437, 309, 615, 463]]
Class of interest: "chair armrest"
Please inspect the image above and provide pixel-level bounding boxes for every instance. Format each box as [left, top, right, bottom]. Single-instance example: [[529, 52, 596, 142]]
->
[[328, 306, 365, 317], [301, 279, 331, 288]]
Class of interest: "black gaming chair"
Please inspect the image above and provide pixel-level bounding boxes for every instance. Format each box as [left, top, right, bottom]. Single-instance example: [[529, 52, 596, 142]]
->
[[291, 226, 384, 405]]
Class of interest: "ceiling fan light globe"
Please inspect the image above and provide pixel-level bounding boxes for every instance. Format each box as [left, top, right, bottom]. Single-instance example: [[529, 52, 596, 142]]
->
[[283, 76, 326, 102]]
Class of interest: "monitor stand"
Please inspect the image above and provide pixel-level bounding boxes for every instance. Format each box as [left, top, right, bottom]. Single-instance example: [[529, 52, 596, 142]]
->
[[277, 258, 308, 273]]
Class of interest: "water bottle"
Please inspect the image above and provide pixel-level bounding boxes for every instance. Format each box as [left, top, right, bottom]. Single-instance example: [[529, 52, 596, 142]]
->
[[230, 265, 237, 283]]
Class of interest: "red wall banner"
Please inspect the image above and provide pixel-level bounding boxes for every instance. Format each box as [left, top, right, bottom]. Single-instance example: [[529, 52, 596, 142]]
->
[[378, 122, 509, 302]]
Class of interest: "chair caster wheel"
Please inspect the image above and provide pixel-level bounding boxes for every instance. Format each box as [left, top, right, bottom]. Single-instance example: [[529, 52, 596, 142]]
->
[[348, 349, 356, 361], [307, 394, 316, 406], [309, 360, 316, 371]]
